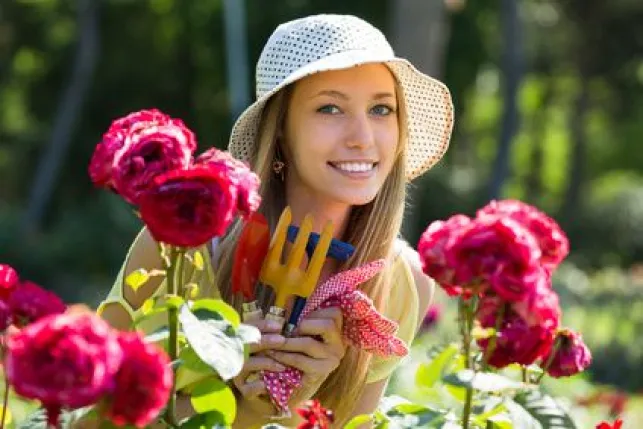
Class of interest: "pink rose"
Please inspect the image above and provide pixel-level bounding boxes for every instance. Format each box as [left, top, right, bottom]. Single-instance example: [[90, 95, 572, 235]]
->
[[104, 332, 172, 428], [0, 263, 19, 301], [196, 148, 261, 217], [5, 312, 123, 425], [511, 273, 561, 329], [138, 165, 238, 247], [89, 109, 196, 192], [544, 328, 592, 378], [8, 281, 66, 327], [478, 199, 569, 270], [477, 309, 556, 368], [417, 214, 472, 296], [112, 124, 195, 204], [446, 216, 542, 302]]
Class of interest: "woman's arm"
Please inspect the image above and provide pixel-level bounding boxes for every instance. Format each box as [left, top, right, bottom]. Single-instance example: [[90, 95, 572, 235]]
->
[[99, 228, 164, 331]]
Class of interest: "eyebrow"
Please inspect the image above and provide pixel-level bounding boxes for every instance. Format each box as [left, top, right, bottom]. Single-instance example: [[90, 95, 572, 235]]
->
[[311, 90, 396, 101]]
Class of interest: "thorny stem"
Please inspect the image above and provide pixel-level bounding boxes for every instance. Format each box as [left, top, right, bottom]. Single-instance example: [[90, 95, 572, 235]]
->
[[460, 297, 476, 429], [164, 247, 181, 427], [482, 303, 506, 372]]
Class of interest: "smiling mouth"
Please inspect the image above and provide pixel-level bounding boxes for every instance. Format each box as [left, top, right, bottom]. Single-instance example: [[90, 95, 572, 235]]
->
[[328, 161, 378, 173]]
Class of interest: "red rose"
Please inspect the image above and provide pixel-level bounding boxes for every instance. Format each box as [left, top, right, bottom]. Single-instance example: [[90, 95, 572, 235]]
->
[[0, 263, 19, 301], [89, 109, 194, 189], [446, 216, 542, 302], [421, 304, 442, 331], [544, 328, 592, 378], [417, 214, 472, 296], [596, 419, 623, 429], [5, 312, 123, 425], [477, 309, 556, 368], [89, 109, 196, 192], [138, 165, 238, 247], [296, 399, 335, 429], [104, 332, 172, 428], [511, 273, 561, 329], [478, 199, 569, 270], [0, 300, 12, 331], [196, 148, 261, 217], [9, 281, 66, 327], [112, 124, 194, 204]]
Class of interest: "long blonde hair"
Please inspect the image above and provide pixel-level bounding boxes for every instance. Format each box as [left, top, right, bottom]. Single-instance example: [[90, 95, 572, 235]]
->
[[214, 76, 409, 425]]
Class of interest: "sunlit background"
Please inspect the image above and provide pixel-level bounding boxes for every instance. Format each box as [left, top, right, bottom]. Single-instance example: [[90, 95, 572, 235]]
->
[[1, 0, 642, 426]]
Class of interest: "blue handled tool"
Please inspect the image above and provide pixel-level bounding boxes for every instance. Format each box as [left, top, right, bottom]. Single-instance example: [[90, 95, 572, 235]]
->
[[283, 225, 355, 336]]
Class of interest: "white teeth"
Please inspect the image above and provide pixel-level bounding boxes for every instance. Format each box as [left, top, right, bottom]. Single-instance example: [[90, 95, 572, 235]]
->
[[334, 162, 375, 172]]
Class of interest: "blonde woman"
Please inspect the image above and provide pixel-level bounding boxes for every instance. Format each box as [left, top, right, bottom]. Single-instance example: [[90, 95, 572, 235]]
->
[[98, 14, 454, 427]]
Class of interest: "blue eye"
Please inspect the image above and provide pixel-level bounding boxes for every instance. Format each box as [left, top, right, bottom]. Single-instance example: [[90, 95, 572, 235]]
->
[[317, 105, 342, 114], [370, 104, 395, 116]]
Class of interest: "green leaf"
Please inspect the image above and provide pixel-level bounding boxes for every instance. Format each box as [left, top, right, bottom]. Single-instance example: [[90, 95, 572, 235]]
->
[[193, 251, 205, 271], [125, 268, 150, 292], [189, 379, 236, 423], [179, 410, 228, 429], [509, 390, 577, 429], [179, 304, 259, 380], [416, 343, 459, 389], [344, 414, 373, 429], [485, 415, 513, 429], [443, 370, 526, 393], [179, 346, 217, 375], [191, 298, 241, 327]]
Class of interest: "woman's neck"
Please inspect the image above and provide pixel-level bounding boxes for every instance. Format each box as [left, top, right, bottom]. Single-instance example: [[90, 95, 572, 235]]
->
[[285, 197, 351, 241]]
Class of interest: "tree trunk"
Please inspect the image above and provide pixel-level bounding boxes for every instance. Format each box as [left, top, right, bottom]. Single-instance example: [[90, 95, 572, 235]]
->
[[561, 76, 590, 217], [488, 0, 523, 200], [525, 77, 554, 203], [22, 0, 99, 234]]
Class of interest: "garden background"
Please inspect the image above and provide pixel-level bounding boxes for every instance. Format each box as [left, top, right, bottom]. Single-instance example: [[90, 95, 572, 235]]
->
[[1, 0, 642, 426]]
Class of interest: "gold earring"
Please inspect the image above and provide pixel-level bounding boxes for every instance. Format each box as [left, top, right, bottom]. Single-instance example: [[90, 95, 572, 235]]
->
[[272, 160, 285, 181]]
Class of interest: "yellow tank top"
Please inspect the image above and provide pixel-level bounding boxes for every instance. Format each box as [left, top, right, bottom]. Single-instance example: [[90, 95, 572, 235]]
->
[[97, 229, 421, 390]]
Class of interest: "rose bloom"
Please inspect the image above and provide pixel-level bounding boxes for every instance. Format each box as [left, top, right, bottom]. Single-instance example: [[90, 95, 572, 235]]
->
[[296, 399, 335, 429], [446, 216, 543, 302], [477, 308, 557, 368], [111, 124, 195, 204], [5, 312, 123, 425], [196, 148, 261, 217], [104, 332, 172, 428], [511, 273, 561, 329], [544, 328, 592, 378], [0, 263, 19, 301], [89, 109, 195, 189], [138, 165, 239, 247], [478, 199, 569, 270], [8, 281, 66, 326], [417, 214, 472, 296]]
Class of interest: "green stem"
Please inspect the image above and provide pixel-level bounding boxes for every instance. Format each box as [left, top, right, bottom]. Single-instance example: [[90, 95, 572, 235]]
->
[[522, 366, 529, 383], [0, 368, 9, 429], [461, 297, 476, 429], [164, 247, 180, 427]]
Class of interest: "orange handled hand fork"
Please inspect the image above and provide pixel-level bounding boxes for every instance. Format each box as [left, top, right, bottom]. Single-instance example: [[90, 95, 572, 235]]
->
[[259, 206, 333, 324]]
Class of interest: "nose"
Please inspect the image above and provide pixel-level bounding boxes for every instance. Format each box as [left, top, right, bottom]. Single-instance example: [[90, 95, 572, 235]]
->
[[345, 113, 375, 149]]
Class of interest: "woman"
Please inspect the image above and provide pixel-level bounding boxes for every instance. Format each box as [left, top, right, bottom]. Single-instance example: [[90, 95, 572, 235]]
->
[[98, 14, 454, 427]]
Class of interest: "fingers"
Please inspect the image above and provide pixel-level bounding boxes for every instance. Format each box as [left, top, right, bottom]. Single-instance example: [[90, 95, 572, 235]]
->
[[248, 333, 286, 354], [296, 308, 344, 345], [243, 356, 286, 373], [235, 379, 268, 399], [304, 307, 343, 332], [266, 350, 339, 375], [279, 336, 327, 359], [246, 318, 284, 333]]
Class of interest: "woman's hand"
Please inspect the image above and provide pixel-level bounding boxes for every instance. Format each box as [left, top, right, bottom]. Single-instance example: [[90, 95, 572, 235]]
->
[[232, 318, 287, 401], [265, 307, 346, 405]]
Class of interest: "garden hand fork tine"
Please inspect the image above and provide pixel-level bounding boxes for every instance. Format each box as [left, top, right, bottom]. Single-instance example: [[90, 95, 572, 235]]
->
[[286, 214, 313, 272]]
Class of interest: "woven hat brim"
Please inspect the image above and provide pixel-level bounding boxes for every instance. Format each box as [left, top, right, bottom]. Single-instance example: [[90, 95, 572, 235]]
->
[[228, 50, 454, 181]]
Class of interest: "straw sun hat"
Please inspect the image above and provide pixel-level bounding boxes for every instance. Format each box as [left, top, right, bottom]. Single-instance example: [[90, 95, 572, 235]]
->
[[228, 14, 454, 181]]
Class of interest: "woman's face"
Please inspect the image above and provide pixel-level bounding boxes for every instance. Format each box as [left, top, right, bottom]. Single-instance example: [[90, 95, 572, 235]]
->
[[283, 63, 400, 207]]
